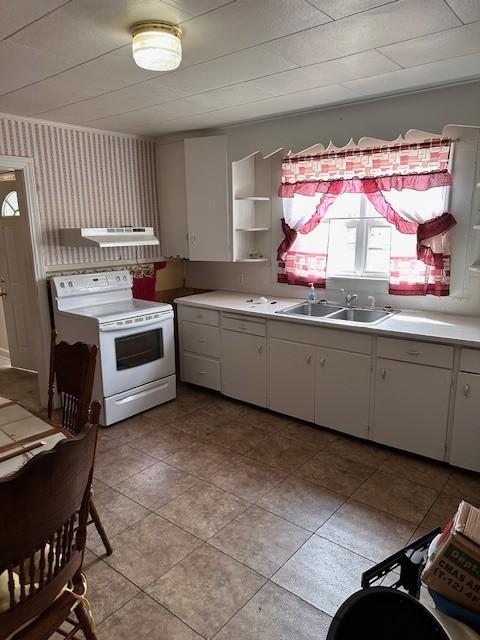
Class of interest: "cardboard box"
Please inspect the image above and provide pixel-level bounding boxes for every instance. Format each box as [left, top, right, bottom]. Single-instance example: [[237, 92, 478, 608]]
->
[[422, 501, 480, 613]]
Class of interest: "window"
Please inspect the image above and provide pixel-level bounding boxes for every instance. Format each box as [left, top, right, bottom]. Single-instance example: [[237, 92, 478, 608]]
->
[[326, 194, 391, 280], [1, 191, 19, 217]]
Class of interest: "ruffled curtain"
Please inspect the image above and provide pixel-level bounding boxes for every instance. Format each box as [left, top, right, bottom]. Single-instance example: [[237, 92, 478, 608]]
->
[[277, 139, 456, 295]]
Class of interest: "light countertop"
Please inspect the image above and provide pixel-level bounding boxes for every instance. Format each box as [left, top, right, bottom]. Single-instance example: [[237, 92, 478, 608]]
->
[[174, 290, 480, 348]]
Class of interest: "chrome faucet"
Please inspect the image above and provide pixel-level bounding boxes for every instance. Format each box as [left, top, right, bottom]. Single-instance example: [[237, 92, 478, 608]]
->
[[344, 291, 358, 307]]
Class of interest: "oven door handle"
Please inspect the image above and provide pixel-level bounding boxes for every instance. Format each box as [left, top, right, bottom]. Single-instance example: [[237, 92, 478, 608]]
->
[[99, 315, 171, 332]]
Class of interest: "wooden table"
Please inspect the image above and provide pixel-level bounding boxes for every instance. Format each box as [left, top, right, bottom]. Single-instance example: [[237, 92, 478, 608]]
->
[[0, 397, 66, 477]]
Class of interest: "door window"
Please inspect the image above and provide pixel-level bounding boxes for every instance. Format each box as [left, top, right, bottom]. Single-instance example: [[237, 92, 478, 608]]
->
[[1, 191, 20, 217]]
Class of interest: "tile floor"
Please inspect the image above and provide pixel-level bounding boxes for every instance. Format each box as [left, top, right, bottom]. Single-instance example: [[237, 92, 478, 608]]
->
[[2, 360, 480, 639]]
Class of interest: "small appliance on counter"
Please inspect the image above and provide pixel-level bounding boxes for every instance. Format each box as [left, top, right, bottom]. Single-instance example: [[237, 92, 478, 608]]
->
[[51, 270, 176, 426]]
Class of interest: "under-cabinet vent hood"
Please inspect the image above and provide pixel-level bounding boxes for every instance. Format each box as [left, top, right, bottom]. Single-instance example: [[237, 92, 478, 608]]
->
[[60, 227, 159, 248]]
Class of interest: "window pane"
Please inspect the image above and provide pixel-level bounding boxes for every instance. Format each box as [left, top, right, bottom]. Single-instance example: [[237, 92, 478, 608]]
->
[[365, 225, 391, 274], [327, 219, 357, 274], [1, 191, 19, 217]]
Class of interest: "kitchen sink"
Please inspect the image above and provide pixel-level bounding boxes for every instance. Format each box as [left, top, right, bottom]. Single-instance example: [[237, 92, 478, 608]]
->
[[277, 302, 343, 317], [328, 308, 391, 323], [276, 302, 394, 324]]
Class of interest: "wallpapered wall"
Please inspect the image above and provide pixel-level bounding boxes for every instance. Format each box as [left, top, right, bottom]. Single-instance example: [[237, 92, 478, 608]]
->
[[0, 113, 159, 266]]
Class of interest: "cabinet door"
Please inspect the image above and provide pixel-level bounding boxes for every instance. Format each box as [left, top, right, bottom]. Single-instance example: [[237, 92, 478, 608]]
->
[[268, 338, 315, 422], [222, 330, 266, 407], [315, 347, 371, 438], [156, 141, 189, 258], [184, 135, 230, 261], [372, 358, 451, 460], [450, 372, 480, 472]]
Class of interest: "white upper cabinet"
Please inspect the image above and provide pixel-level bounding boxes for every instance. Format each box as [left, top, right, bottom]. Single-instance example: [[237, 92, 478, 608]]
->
[[157, 135, 230, 261]]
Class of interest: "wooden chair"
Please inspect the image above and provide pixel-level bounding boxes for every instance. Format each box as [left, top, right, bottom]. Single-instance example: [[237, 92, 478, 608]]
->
[[0, 419, 99, 640], [48, 331, 112, 557]]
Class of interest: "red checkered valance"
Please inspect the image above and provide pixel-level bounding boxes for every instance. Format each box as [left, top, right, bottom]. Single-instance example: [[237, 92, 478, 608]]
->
[[281, 139, 452, 184]]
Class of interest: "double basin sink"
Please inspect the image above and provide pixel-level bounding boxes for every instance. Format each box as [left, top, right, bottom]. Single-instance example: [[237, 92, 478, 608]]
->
[[276, 302, 395, 324]]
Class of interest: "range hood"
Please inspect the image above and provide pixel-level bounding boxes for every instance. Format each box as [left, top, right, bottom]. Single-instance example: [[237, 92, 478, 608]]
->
[[60, 227, 159, 248]]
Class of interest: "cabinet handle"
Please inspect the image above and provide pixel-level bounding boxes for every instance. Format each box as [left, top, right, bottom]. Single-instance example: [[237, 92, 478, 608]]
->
[[239, 325, 247, 330], [198, 338, 207, 343], [258, 345, 263, 354], [319, 356, 325, 367], [406, 349, 421, 356], [196, 313, 203, 319], [307, 354, 312, 365], [199, 370, 208, 375], [464, 384, 470, 396], [381, 368, 386, 379]]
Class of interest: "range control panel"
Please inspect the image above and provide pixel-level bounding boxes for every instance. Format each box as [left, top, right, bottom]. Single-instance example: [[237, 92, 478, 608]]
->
[[52, 270, 132, 297]]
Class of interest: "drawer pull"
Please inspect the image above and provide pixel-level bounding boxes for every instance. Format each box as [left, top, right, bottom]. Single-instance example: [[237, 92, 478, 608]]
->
[[307, 354, 312, 365], [464, 384, 470, 397], [198, 338, 207, 343], [406, 349, 421, 356], [199, 370, 208, 375], [319, 356, 325, 367], [196, 313, 203, 319], [258, 345, 263, 354], [381, 368, 386, 379], [239, 324, 248, 330]]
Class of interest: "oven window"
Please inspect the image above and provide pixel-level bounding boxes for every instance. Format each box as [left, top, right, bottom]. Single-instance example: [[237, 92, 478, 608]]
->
[[115, 328, 163, 370]]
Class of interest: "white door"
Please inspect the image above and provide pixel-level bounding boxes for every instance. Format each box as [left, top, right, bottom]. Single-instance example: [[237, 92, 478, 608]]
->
[[222, 329, 266, 407], [0, 171, 38, 371], [372, 358, 451, 460], [269, 338, 315, 422], [450, 372, 480, 472], [184, 135, 230, 261], [315, 347, 371, 438]]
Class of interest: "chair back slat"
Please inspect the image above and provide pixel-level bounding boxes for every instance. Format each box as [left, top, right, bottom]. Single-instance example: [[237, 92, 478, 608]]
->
[[48, 330, 98, 435], [0, 424, 98, 639]]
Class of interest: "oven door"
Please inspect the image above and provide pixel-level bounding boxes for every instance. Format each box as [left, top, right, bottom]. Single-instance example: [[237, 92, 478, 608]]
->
[[98, 314, 175, 397]]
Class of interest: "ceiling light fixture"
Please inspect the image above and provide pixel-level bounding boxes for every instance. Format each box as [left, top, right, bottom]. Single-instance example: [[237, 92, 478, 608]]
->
[[131, 21, 183, 71]]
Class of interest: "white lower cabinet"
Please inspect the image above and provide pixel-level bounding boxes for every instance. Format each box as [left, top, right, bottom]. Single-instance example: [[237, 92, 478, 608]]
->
[[372, 358, 451, 460], [221, 329, 267, 407], [315, 347, 371, 438], [450, 372, 480, 472], [268, 338, 315, 422]]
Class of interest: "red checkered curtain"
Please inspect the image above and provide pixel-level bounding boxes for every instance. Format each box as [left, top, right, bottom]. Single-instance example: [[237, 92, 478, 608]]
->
[[277, 139, 456, 295]]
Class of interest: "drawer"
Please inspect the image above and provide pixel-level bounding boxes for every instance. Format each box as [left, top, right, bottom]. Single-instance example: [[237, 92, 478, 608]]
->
[[460, 348, 480, 374], [222, 314, 266, 337], [181, 305, 219, 327], [377, 337, 453, 369], [269, 320, 372, 354], [182, 321, 220, 358], [182, 353, 220, 390]]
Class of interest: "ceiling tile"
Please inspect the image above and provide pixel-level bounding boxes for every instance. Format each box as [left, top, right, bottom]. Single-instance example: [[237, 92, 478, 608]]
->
[[379, 21, 480, 67], [10, 0, 190, 63], [81, 104, 182, 130], [147, 45, 297, 94], [164, 0, 235, 16], [178, 0, 331, 64], [307, 0, 397, 19], [262, 0, 460, 66], [249, 50, 400, 95], [344, 51, 480, 95], [36, 82, 189, 122], [445, 0, 480, 23], [0, 0, 67, 39], [0, 41, 76, 95], [0, 79, 105, 117], [185, 83, 277, 109]]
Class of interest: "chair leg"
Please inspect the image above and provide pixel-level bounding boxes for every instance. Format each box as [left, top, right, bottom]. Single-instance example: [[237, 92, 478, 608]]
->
[[76, 601, 97, 640], [89, 499, 113, 556]]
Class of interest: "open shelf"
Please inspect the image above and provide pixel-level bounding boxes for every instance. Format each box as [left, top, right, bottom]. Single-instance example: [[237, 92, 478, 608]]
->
[[235, 196, 270, 201]]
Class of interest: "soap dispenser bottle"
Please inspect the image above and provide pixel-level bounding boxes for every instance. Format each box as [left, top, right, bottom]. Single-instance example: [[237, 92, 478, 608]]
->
[[307, 282, 316, 303]]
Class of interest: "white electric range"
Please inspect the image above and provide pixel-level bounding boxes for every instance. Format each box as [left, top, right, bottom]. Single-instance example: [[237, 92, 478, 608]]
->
[[51, 270, 176, 426]]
